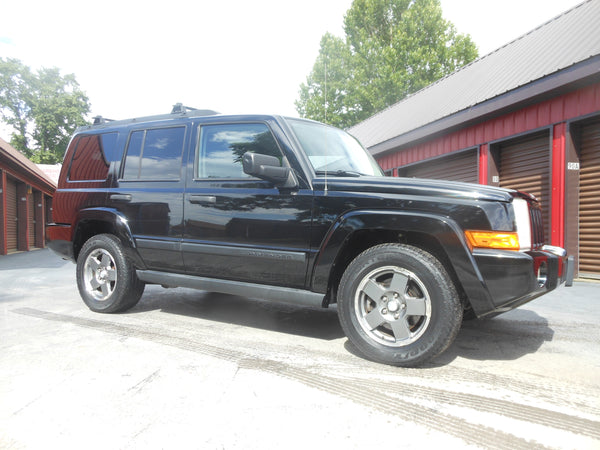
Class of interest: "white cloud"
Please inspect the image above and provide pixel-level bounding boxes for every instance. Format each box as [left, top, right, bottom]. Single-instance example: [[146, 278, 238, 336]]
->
[[211, 130, 257, 143]]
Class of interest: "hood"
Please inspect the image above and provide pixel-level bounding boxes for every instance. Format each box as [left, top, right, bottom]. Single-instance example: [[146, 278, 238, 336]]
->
[[312, 175, 516, 203]]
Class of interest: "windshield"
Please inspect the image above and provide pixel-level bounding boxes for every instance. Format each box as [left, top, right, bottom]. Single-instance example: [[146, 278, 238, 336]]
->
[[287, 119, 384, 177]]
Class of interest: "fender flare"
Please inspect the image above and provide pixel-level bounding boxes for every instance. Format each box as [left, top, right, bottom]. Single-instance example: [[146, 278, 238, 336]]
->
[[73, 207, 146, 268], [311, 209, 495, 315]]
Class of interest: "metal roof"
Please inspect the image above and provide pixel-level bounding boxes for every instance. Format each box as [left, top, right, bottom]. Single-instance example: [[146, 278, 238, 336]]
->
[[348, 0, 600, 154], [0, 137, 57, 191]]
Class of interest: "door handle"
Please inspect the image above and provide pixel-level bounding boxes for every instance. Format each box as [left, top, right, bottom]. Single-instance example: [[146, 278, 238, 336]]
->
[[189, 195, 217, 204], [110, 194, 132, 202]]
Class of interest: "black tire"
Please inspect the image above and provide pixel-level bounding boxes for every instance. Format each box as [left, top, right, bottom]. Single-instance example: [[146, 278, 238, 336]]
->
[[76, 234, 145, 313], [337, 243, 462, 367], [462, 306, 478, 321]]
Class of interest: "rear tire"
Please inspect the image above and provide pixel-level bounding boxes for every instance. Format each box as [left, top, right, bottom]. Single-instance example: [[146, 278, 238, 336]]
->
[[337, 243, 462, 367], [76, 234, 145, 313]]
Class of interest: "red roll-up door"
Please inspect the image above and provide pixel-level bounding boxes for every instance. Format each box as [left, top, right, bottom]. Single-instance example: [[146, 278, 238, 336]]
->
[[28, 190, 36, 249], [6, 176, 18, 252], [398, 149, 478, 183], [498, 132, 551, 243], [579, 119, 600, 277]]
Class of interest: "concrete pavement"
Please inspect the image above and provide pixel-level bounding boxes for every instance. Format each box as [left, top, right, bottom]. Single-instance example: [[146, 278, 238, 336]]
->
[[1, 249, 599, 449]]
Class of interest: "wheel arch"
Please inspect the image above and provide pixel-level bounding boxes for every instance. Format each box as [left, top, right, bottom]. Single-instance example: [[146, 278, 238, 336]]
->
[[73, 208, 145, 268], [311, 210, 494, 314]]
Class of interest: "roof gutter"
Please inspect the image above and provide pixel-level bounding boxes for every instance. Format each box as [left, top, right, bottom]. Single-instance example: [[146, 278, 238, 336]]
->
[[0, 144, 57, 193]]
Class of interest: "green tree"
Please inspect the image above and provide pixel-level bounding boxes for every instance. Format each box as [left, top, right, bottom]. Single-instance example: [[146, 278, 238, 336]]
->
[[295, 33, 355, 128], [0, 58, 33, 152], [297, 0, 478, 128], [0, 58, 90, 163]]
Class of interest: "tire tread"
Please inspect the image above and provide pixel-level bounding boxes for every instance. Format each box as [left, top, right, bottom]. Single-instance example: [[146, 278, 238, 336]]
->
[[337, 243, 462, 367], [76, 234, 144, 313]]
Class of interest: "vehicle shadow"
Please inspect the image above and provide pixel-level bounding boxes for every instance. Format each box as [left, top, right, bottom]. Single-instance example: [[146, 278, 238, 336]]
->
[[341, 308, 553, 366], [130, 286, 344, 341], [132, 286, 553, 362], [433, 308, 554, 365]]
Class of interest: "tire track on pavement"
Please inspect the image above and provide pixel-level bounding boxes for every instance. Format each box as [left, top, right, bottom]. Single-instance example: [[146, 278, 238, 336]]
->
[[365, 364, 600, 418], [13, 307, 598, 449], [323, 373, 600, 439], [238, 358, 548, 450]]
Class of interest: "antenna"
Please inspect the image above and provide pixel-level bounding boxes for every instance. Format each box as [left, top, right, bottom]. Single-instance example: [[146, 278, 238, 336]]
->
[[324, 59, 328, 196], [324, 60, 327, 123]]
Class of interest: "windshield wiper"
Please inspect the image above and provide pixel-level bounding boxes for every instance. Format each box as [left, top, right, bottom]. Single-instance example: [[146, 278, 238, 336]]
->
[[316, 170, 362, 177]]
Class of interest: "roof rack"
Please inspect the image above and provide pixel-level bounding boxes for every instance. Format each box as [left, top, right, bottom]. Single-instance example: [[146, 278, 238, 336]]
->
[[170, 103, 219, 116], [92, 116, 115, 125], [83, 104, 219, 131], [171, 103, 194, 114]]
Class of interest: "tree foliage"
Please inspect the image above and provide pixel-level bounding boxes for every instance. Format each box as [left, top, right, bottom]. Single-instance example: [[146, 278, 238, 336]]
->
[[296, 0, 478, 128], [295, 33, 355, 128], [0, 58, 90, 163]]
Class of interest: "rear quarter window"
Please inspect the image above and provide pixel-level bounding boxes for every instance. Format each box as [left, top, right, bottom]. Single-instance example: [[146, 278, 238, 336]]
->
[[67, 133, 117, 182]]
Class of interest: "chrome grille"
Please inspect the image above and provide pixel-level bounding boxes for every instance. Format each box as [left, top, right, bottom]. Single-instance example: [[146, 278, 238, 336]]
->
[[529, 203, 545, 249]]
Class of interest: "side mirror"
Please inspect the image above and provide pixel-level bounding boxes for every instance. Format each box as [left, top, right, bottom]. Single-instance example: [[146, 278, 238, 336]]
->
[[242, 152, 298, 189]]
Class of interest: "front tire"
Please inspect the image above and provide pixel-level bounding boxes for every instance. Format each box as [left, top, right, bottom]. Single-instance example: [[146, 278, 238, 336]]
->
[[76, 234, 145, 313], [337, 244, 462, 367]]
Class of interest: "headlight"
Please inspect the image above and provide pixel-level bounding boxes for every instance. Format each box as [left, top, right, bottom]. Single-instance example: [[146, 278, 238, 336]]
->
[[465, 197, 531, 251], [512, 198, 532, 251]]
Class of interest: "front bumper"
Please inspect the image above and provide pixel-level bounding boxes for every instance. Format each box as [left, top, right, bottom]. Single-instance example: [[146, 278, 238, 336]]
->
[[542, 245, 574, 287], [472, 245, 573, 318]]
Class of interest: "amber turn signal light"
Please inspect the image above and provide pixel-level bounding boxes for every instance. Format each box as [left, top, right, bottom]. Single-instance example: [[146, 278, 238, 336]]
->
[[465, 231, 520, 251]]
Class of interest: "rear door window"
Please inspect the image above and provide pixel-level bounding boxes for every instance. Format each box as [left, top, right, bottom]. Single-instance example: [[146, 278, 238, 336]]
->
[[122, 126, 186, 180]]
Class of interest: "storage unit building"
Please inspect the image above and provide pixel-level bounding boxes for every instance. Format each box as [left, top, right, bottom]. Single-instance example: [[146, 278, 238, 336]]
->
[[349, 0, 600, 279], [0, 138, 56, 255]]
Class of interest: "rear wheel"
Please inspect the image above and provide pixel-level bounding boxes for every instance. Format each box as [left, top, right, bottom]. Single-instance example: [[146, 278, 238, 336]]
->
[[337, 243, 462, 367], [76, 234, 145, 313]]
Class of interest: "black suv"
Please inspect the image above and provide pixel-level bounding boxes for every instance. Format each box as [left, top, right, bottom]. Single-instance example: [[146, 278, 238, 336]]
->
[[47, 105, 573, 367]]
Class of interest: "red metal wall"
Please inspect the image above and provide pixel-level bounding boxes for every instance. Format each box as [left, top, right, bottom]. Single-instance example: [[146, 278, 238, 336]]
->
[[377, 83, 600, 170], [376, 82, 600, 250], [0, 163, 55, 255]]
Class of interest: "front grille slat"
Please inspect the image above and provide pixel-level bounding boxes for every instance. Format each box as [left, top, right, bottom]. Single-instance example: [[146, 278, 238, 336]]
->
[[528, 204, 545, 249]]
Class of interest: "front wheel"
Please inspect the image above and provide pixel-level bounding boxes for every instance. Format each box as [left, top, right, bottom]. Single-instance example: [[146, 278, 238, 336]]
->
[[337, 244, 462, 367], [76, 234, 145, 313]]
